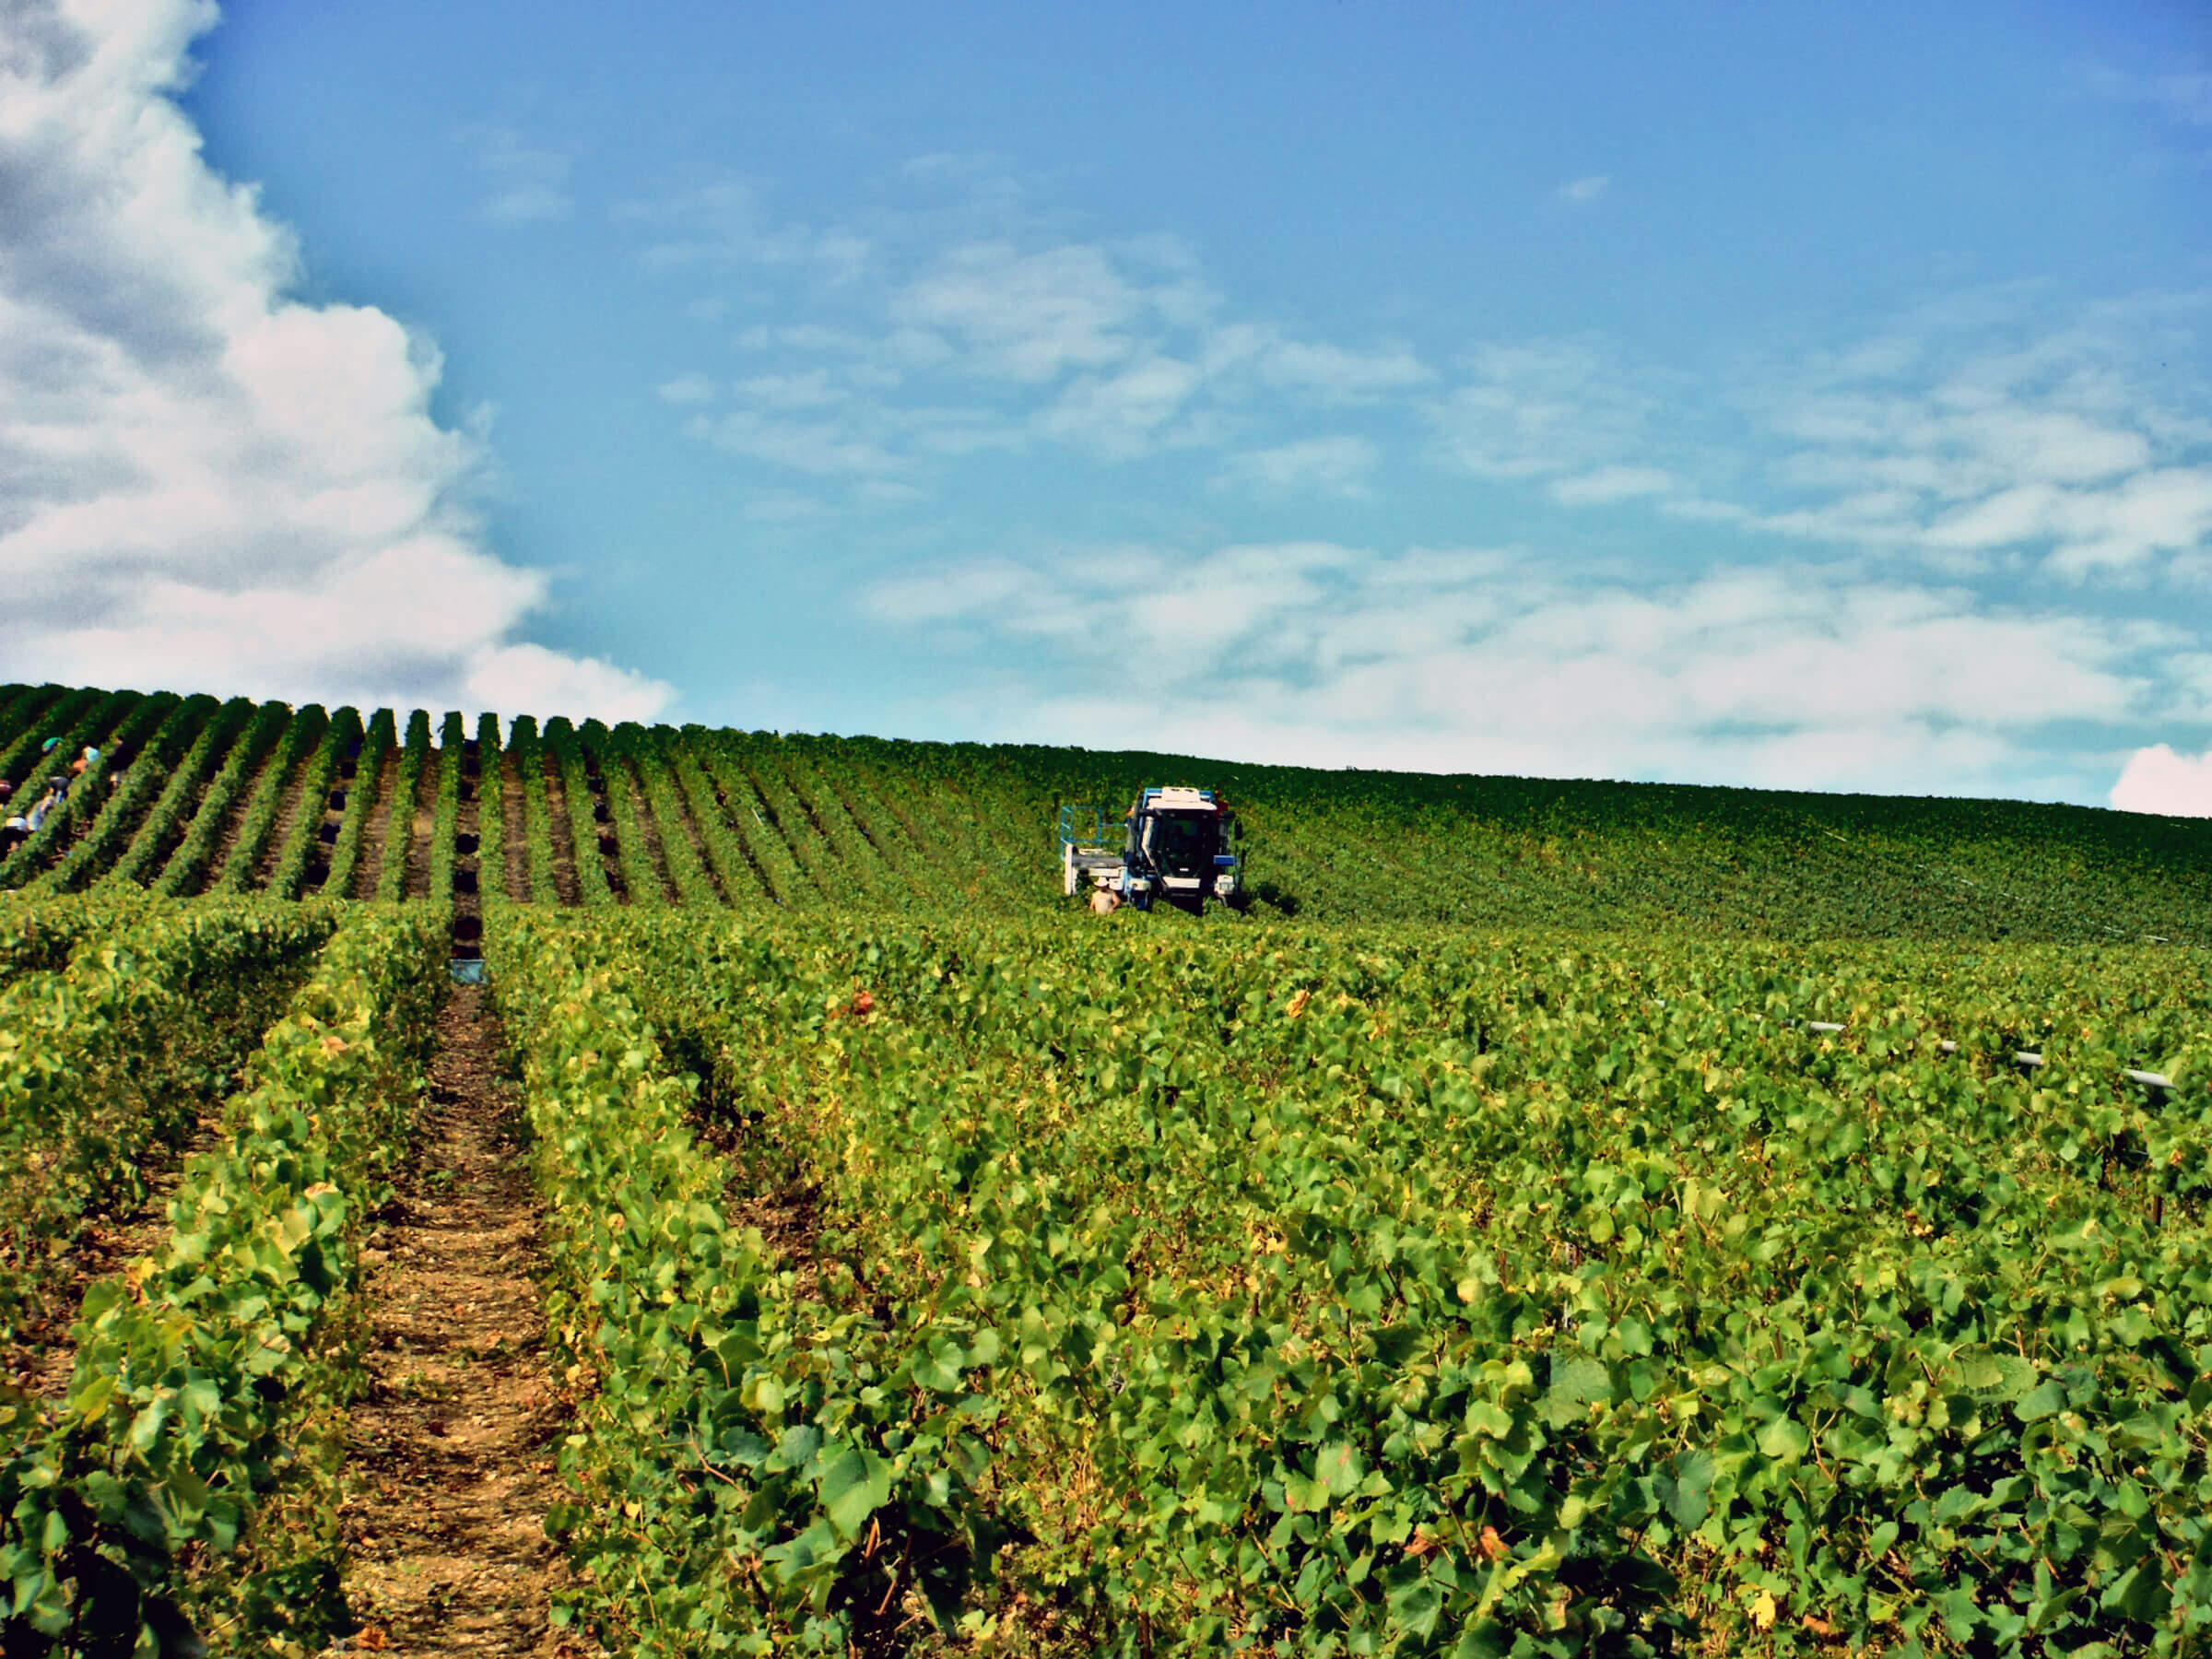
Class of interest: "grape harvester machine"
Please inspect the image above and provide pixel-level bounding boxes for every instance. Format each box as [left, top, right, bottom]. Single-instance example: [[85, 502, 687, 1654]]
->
[[1060, 786, 1241, 911]]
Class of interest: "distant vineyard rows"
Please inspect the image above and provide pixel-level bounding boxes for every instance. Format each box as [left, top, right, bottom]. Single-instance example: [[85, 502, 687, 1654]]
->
[[5, 680, 2212, 943]]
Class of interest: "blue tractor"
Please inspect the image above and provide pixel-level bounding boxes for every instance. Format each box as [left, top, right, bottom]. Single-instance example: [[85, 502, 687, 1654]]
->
[[1060, 786, 1241, 911]]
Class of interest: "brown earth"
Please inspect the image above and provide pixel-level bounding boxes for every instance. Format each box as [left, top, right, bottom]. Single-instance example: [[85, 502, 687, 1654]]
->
[[338, 983, 577, 1655], [253, 742, 323, 890], [198, 728, 288, 893], [354, 749, 405, 900], [539, 755, 582, 907], [500, 750, 528, 901], [405, 748, 441, 901]]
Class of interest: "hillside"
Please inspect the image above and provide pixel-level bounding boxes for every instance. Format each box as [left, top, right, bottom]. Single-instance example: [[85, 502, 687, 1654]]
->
[[10, 679, 2212, 1655], [2, 678, 2206, 940]]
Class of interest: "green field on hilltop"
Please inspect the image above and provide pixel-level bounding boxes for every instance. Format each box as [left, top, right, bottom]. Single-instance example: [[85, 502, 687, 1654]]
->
[[2, 678, 2208, 941], [6, 679, 2212, 1655]]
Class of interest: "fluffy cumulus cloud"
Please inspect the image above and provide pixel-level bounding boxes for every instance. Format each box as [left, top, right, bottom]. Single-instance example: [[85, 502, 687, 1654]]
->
[[0, 0, 671, 721], [2111, 746, 2212, 818], [868, 542, 2178, 798]]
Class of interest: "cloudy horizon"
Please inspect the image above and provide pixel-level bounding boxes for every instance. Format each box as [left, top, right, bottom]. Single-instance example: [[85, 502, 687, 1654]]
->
[[6, 0, 2211, 812]]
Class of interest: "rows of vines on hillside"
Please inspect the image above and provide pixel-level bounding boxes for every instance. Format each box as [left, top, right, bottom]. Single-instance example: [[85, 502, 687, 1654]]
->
[[3, 681, 2209, 940]]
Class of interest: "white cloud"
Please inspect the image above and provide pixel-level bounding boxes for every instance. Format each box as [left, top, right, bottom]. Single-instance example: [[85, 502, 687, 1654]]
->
[[865, 541, 2172, 797], [734, 369, 853, 410], [1218, 435, 1378, 497], [652, 189, 1430, 473], [688, 409, 907, 476], [735, 322, 875, 353], [890, 241, 1198, 383], [1039, 354, 1204, 457], [0, 0, 670, 722], [1217, 331, 1431, 399], [1749, 300, 2212, 576], [621, 179, 871, 281], [1430, 339, 1664, 480], [465, 642, 672, 724], [458, 123, 573, 226], [741, 488, 834, 523], [2111, 745, 2212, 817], [1548, 465, 1676, 505], [1425, 298, 2212, 583], [1557, 174, 1610, 204], [656, 371, 718, 404]]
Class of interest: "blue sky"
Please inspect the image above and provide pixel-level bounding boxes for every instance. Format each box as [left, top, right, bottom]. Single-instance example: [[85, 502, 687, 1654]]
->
[[5, 1, 2212, 809]]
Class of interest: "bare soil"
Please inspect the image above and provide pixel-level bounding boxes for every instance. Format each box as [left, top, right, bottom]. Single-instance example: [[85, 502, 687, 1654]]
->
[[339, 983, 574, 1654], [405, 750, 441, 901], [539, 755, 582, 907], [355, 750, 405, 900], [200, 731, 288, 894], [253, 744, 322, 890], [500, 751, 528, 902]]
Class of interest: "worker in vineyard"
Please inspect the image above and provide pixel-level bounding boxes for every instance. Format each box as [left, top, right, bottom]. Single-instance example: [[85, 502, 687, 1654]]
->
[[2, 782, 59, 855]]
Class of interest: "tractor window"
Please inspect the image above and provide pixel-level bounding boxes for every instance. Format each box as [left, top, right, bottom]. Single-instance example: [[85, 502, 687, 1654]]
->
[[1147, 811, 1218, 877]]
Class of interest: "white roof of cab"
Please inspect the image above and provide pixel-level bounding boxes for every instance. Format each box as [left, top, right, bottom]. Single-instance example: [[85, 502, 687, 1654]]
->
[[1147, 786, 1216, 809]]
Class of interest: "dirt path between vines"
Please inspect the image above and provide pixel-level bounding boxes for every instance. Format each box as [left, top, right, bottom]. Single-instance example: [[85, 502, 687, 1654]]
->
[[619, 756, 681, 901], [195, 723, 285, 892], [353, 749, 405, 900], [403, 747, 440, 900], [340, 984, 572, 1655], [541, 754, 582, 907], [500, 749, 528, 901], [253, 741, 320, 890]]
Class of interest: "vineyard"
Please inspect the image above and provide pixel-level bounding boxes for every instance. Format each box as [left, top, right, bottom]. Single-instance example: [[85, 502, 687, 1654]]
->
[[4, 679, 2212, 1656], [2, 680, 2210, 939]]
